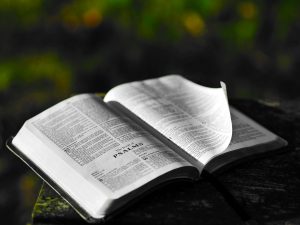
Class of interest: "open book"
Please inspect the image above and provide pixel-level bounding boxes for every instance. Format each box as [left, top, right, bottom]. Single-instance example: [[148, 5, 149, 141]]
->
[[7, 75, 287, 223]]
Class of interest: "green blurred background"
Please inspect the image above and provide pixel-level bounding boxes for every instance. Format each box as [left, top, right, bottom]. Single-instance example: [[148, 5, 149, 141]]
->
[[0, 0, 299, 224]]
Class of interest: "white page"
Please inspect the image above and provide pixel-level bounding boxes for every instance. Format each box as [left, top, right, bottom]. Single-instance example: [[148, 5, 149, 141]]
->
[[14, 94, 194, 203], [204, 107, 287, 172], [104, 75, 232, 165], [227, 107, 278, 151]]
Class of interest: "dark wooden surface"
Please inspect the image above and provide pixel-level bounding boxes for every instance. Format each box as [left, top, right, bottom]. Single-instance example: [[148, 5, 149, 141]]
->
[[31, 99, 300, 225]]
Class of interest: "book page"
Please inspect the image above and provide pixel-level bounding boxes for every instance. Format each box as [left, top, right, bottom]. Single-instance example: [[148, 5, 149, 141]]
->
[[226, 107, 281, 152], [16, 94, 195, 199], [204, 107, 288, 172], [104, 75, 232, 166]]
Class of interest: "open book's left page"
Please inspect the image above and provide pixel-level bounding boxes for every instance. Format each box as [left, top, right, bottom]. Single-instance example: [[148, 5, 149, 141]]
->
[[12, 94, 197, 220]]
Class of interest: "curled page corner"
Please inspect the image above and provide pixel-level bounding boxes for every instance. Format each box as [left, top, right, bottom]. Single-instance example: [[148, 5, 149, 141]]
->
[[104, 75, 234, 166], [219, 81, 233, 158], [220, 81, 228, 101]]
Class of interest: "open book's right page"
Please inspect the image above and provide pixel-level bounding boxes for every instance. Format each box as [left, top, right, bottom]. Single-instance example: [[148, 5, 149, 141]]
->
[[104, 75, 233, 170], [204, 106, 287, 172]]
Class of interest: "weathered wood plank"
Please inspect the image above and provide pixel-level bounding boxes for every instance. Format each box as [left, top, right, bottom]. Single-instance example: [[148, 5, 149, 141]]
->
[[33, 179, 244, 225]]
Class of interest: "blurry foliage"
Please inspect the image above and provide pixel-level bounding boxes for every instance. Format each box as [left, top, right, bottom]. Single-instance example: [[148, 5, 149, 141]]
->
[[0, 0, 297, 96], [0, 0, 298, 42], [0, 0, 276, 41], [58, 0, 223, 39], [0, 0, 43, 27], [277, 0, 300, 39], [19, 172, 41, 209], [0, 52, 71, 96], [0, 2, 299, 224], [0, 0, 298, 109]]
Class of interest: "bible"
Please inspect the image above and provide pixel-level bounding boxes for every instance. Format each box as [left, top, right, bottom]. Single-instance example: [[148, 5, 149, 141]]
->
[[7, 75, 287, 223]]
